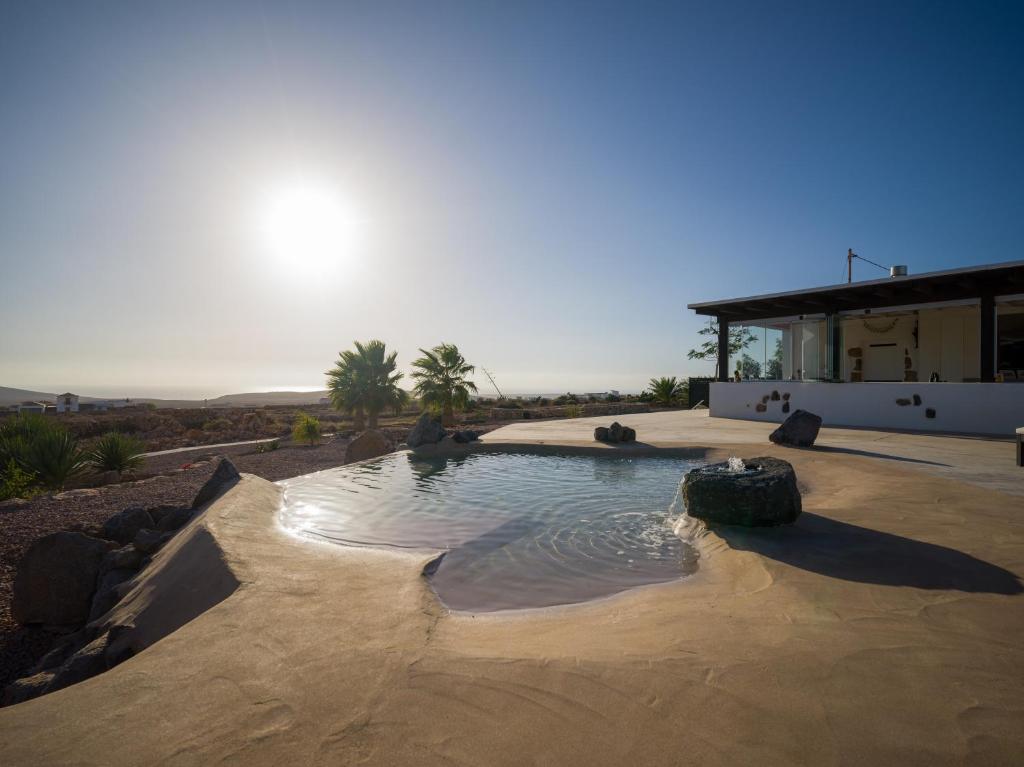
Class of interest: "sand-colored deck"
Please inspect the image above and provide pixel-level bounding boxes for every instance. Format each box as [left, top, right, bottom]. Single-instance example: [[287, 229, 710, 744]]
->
[[1, 414, 1022, 765]]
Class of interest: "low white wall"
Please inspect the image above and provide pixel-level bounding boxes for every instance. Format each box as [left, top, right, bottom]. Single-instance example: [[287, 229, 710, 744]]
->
[[710, 382, 1024, 436]]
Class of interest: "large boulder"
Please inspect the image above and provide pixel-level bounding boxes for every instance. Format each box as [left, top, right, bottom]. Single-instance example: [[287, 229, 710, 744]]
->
[[12, 532, 112, 626], [451, 430, 479, 444], [683, 457, 801, 527], [407, 413, 446, 449], [191, 458, 241, 510], [769, 409, 822, 447], [101, 507, 156, 545], [156, 506, 194, 533], [345, 430, 392, 463]]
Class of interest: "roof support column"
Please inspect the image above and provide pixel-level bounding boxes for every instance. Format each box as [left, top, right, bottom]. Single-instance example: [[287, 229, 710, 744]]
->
[[717, 316, 730, 382], [827, 312, 842, 381], [980, 293, 995, 382]]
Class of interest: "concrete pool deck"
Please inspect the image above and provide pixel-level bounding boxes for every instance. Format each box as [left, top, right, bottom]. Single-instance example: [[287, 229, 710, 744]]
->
[[1, 413, 1022, 765]]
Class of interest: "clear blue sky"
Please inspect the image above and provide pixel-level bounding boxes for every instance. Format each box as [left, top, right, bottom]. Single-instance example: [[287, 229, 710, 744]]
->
[[1, 1, 1022, 398]]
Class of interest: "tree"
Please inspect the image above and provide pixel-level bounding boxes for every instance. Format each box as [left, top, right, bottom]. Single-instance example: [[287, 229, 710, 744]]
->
[[737, 354, 762, 380], [766, 338, 784, 380], [646, 376, 686, 406], [292, 412, 322, 446], [411, 343, 478, 426], [687, 319, 758, 367], [325, 340, 407, 430]]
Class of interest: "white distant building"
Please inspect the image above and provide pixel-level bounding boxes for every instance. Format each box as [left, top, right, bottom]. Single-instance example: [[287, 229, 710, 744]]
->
[[55, 392, 79, 413]]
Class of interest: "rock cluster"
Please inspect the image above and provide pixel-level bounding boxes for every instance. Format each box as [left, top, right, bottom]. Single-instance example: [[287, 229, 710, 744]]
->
[[407, 413, 447, 448], [594, 422, 637, 444], [769, 409, 822, 447], [683, 457, 801, 527], [406, 414, 480, 449], [2, 458, 241, 706]]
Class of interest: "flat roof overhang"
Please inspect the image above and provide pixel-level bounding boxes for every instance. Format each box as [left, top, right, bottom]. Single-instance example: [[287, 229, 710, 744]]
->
[[687, 259, 1024, 322]]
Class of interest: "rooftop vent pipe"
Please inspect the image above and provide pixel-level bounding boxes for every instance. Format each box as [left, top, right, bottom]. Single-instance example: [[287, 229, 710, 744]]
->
[[890, 265, 908, 277]]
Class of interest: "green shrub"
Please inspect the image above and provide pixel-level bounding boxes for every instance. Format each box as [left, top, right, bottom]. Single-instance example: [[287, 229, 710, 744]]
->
[[202, 417, 233, 432], [88, 432, 146, 474], [292, 413, 321, 446], [0, 459, 38, 501], [564, 404, 583, 418], [254, 439, 280, 454]]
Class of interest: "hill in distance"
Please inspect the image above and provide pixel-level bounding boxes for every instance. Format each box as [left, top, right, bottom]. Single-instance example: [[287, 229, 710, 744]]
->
[[0, 386, 330, 409]]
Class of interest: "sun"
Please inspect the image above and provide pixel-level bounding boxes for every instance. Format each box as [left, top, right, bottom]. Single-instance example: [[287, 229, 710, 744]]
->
[[258, 178, 362, 269]]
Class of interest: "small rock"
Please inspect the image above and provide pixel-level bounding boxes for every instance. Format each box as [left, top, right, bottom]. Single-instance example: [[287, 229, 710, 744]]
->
[[622, 426, 637, 442], [133, 529, 174, 555], [407, 413, 447, 448], [191, 458, 241, 510], [608, 422, 625, 443], [895, 398, 911, 406], [769, 409, 822, 447], [87, 568, 136, 623], [156, 507, 193, 533], [450, 430, 480, 444], [12, 532, 112, 627], [345, 430, 393, 463], [594, 426, 609, 442], [101, 507, 156, 545], [100, 545, 143, 573]]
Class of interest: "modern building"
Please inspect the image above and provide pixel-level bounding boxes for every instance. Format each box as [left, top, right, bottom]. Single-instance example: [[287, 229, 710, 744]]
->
[[688, 259, 1024, 435], [55, 392, 80, 413]]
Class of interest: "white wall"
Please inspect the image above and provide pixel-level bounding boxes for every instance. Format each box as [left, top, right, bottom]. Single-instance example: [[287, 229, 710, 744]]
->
[[710, 381, 1024, 436]]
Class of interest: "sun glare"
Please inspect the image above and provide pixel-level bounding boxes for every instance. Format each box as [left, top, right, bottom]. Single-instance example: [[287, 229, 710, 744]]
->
[[258, 178, 362, 270]]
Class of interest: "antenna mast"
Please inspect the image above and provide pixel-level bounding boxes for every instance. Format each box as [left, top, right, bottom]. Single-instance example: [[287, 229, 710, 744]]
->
[[482, 367, 506, 399]]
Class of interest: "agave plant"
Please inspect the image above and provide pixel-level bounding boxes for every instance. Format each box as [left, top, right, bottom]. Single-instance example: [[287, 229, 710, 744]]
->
[[646, 376, 686, 406], [21, 427, 87, 490], [325, 340, 407, 430], [411, 343, 478, 426], [88, 432, 146, 474]]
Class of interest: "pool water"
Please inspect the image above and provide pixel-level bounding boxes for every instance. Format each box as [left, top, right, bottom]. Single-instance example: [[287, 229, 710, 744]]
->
[[278, 451, 702, 612]]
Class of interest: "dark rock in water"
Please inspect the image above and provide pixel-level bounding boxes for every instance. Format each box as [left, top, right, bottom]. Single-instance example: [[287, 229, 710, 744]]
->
[[345, 430, 392, 463], [156, 507, 194, 533], [594, 426, 609, 442], [87, 568, 136, 623], [782, 392, 791, 401], [683, 457, 801, 527], [101, 507, 155, 545], [771, 390, 780, 401], [191, 458, 241, 510], [896, 398, 911, 406], [133, 529, 173, 555], [407, 413, 447, 448], [925, 408, 936, 419], [769, 409, 822, 447], [451, 429, 480, 444], [913, 394, 922, 406], [782, 402, 790, 414], [12, 532, 112, 627], [755, 403, 768, 413]]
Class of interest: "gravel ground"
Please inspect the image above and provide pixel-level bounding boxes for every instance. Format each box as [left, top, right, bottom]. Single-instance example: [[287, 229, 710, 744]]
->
[[0, 425, 498, 690]]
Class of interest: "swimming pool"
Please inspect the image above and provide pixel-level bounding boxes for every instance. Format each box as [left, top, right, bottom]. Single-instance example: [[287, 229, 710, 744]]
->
[[279, 450, 701, 611]]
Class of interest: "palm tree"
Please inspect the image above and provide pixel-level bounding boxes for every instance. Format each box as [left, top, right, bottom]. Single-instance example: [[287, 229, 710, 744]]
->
[[325, 340, 407, 430], [647, 376, 685, 406], [411, 343, 478, 426]]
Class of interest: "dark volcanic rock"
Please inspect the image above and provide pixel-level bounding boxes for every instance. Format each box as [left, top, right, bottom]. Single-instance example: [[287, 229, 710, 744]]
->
[[621, 426, 637, 442], [683, 457, 801, 527], [12, 532, 112, 627], [451, 430, 479, 444], [769, 409, 822, 447], [156, 507, 194, 533], [608, 422, 625, 443], [191, 458, 241, 510], [595, 423, 636, 443], [100, 545, 143, 574], [101, 507, 156, 545], [133, 529, 173, 555], [407, 413, 447, 449], [594, 426, 609, 442]]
